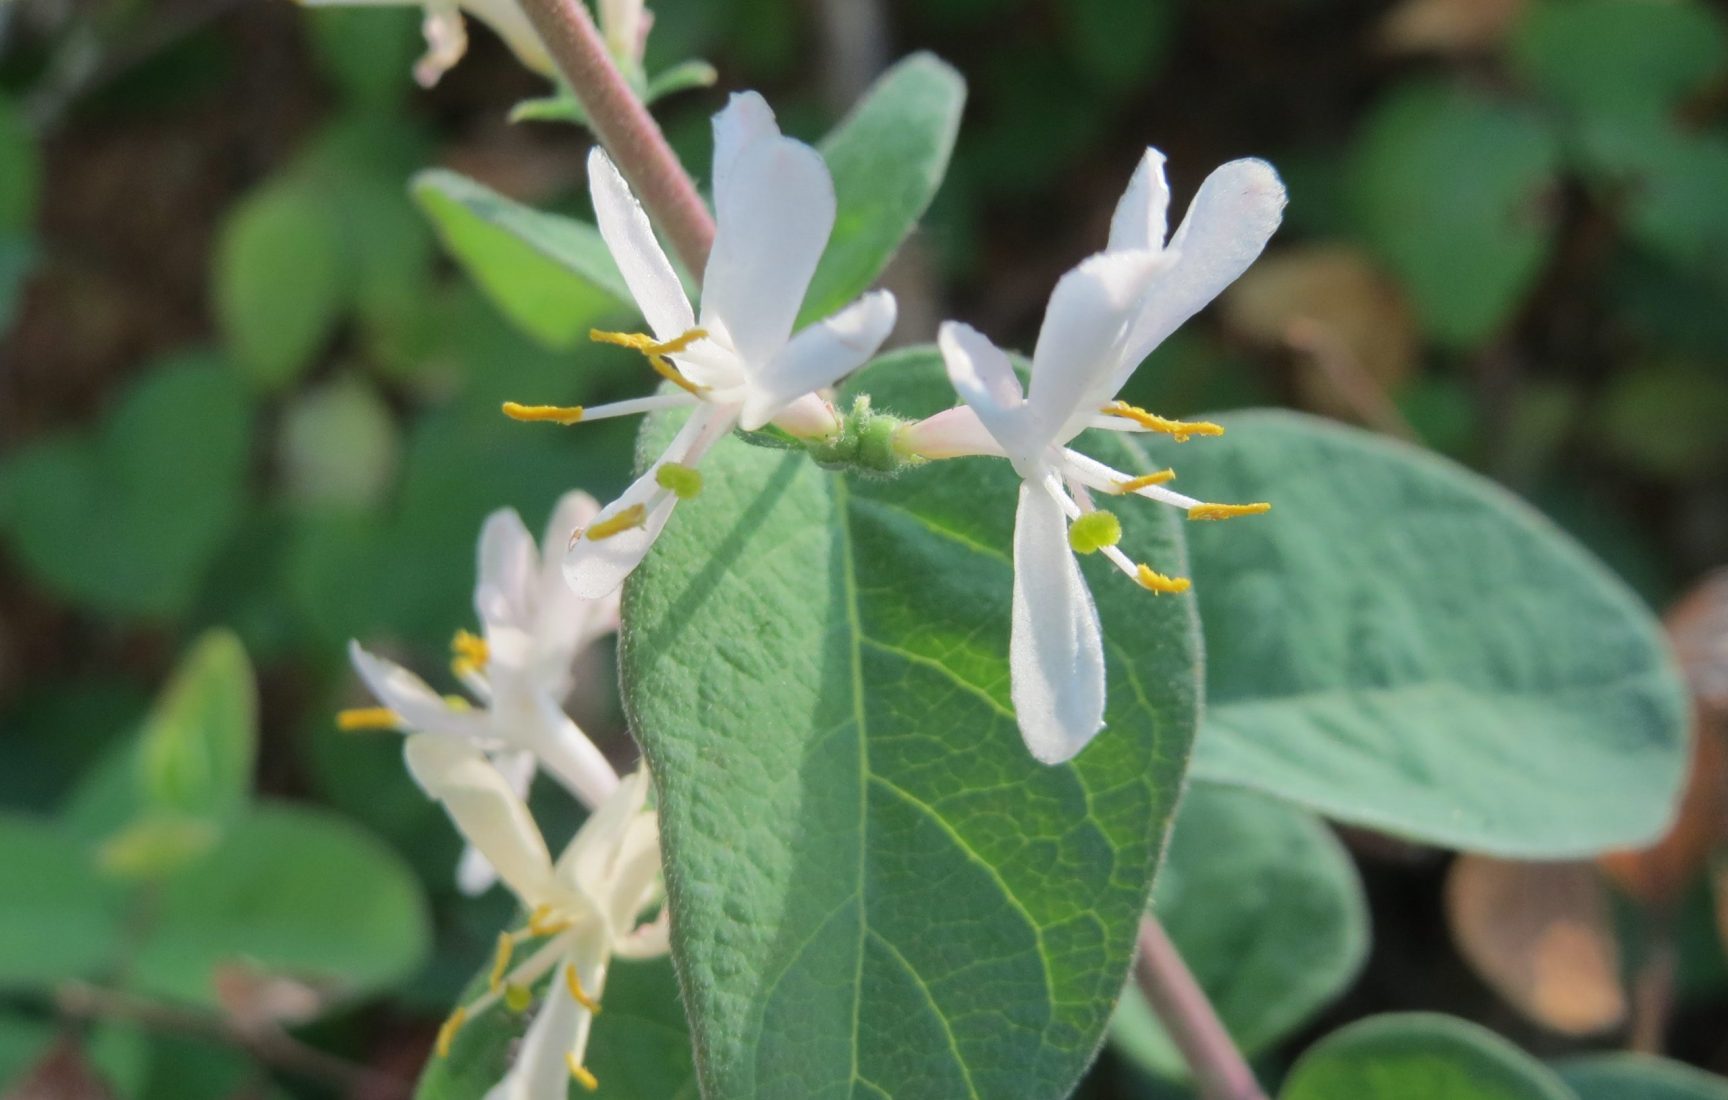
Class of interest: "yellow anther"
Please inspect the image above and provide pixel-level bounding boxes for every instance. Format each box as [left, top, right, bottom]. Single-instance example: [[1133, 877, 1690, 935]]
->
[[443, 694, 472, 711], [528, 904, 573, 937], [435, 1006, 467, 1057], [591, 327, 710, 397], [488, 932, 515, 993], [580, 504, 648, 542], [336, 707, 401, 732], [565, 964, 602, 1014], [502, 401, 586, 425], [450, 629, 489, 679], [1135, 565, 1193, 595], [1101, 402, 1224, 442], [1115, 470, 1177, 492], [1187, 502, 1272, 521], [566, 1055, 599, 1091], [504, 983, 534, 1013]]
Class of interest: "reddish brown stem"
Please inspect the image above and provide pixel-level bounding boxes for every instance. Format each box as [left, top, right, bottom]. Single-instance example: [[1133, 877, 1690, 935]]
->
[[1134, 915, 1269, 1100]]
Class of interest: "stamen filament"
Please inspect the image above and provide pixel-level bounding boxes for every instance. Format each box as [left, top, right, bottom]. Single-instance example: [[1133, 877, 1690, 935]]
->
[[566, 1055, 599, 1091], [1188, 502, 1272, 521], [580, 504, 648, 542], [1115, 470, 1176, 492], [502, 402, 586, 425], [1135, 564, 1193, 595], [565, 963, 602, 1014], [435, 1006, 467, 1057], [591, 327, 710, 397], [1101, 402, 1224, 442], [529, 904, 575, 937], [336, 707, 401, 732]]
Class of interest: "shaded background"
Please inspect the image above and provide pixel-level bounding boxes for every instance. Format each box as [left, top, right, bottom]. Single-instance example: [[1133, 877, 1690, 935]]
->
[[1, 0, 1726, 1095]]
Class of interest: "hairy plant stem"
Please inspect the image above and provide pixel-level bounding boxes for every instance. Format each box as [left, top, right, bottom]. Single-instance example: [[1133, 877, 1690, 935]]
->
[[515, 0, 717, 274], [1135, 915, 1269, 1100]]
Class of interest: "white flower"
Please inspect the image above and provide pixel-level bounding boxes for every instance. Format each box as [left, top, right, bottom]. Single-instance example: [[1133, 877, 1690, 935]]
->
[[341, 490, 621, 892], [404, 735, 666, 1097], [298, 0, 552, 88], [502, 91, 898, 598], [900, 150, 1287, 765]]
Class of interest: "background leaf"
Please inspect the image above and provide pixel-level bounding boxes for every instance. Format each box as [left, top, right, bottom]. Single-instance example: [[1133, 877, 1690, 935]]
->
[[1558, 1053, 1728, 1100], [621, 349, 1199, 1099], [1110, 783, 1368, 1079], [1281, 1013, 1576, 1099], [1178, 411, 1688, 855], [136, 630, 256, 825], [0, 815, 127, 990]]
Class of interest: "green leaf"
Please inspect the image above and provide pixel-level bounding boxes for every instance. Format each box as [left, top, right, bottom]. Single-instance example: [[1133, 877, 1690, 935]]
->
[[645, 59, 719, 104], [1176, 411, 1688, 856], [278, 375, 402, 511], [128, 802, 430, 1009], [1349, 83, 1560, 349], [214, 181, 347, 389], [0, 815, 127, 989], [799, 53, 966, 326], [0, 96, 38, 233], [1110, 784, 1367, 1078], [1511, 0, 1728, 123], [411, 169, 630, 348], [0, 353, 252, 619], [415, 957, 695, 1100], [1060, 0, 1175, 96], [1281, 1013, 1574, 1100], [304, 8, 422, 107], [1558, 1053, 1728, 1100], [136, 630, 257, 825], [0, 1011, 55, 1089], [621, 349, 1199, 1098]]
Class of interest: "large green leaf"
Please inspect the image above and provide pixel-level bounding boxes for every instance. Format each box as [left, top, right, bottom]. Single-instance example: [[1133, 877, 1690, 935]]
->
[[0, 815, 127, 989], [127, 802, 430, 1008], [1558, 1054, 1728, 1100], [411, 169, 630, 348], [1511, 0, 1728, 124], [136, 630, 256, 825], [1281, 1014, 1574, 1100], [797, 52, 965, 326], [416, 957, 695, 1100], [1110, 783, 1367, 1079], [1349, 82, 1560, 349], [0, 1011, 55, 1090], [621, 349, 1200, 1099], [1177, 411, 1688, 855]]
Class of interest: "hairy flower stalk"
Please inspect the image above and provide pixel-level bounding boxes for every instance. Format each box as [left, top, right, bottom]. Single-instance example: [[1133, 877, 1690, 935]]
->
[[898, 149, 1288, 764]]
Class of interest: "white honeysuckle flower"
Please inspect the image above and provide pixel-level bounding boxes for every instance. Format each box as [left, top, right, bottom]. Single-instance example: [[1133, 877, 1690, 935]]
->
[[298, 0, 552, 88], [502, 91, 897, 598], [899, 150, 1286, 765], [404, 735, 666, 1097], [340, 491, 622, 892]]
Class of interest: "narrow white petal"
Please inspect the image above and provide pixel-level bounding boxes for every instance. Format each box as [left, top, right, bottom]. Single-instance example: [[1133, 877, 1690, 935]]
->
[[556, 767, 654, 887], [587, 147, 695, 341], [474, 508, 536, 634], [403, 734, 555, 904], [711, 91, 780, 204], [1107, 149, 1171, 253], [1028, 249, 1171, 445], [483, 950, 586, 1100], [937, 321, 1031, 458], [740, 290, 896, 430], [524, 694, 621, 811], [454, 749, 538, 895], [1010, 480, 1107, 764], [532, 491, 618, 690], [701, 108, 835, 368], [348, 642, 488, 739], [1118, 158, 1287, 383]]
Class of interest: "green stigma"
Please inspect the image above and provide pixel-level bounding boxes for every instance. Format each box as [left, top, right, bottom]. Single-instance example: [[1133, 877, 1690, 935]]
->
[[504, 983, 534, 1013], [655, 462, 704, 500], [1068, 510, 1123, 555]]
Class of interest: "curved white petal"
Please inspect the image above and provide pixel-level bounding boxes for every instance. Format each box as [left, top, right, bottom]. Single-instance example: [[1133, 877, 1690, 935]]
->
[[348, 642, 489, 740], [588, 148, 695, 342], [454, 749, 537, 895], [532, 491, 617, 689], [474, 508, 536, 635], [1010, 481, 1107, 765], [483, 948, 585, 1100], [403, 734, 555, 904], [701, 104, 835, 369], [740, 290, 896, 431], [1107, 148, 1171, 253], [523, 694, 621, 810], [1118, 158, 1287, 383], [937, 321, 1031, 458], [711, 91, 780, 205], [1027, 249, 1170, 445], [556, 767, 654, 887]]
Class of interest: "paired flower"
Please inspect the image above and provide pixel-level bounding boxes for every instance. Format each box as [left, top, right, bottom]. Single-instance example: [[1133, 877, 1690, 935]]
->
[[341, 490, 622, 892], [503, 92, 897, 598], [406, 735, 666, 1097], [898, 150, 1287, 765]]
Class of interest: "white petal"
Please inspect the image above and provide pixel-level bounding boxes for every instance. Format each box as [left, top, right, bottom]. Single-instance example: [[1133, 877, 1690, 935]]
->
[[1027, 249, 1170, 445], [739, 290, 896, 431], [403, 734, 556, 904], [895, 405, 1009, 461], [483, 949, 586, 1100], [937, 321, 1030, 457], [348, 642, 488, 740], [1118, 158, 1287, 381], [454, 749, 538, 895], [1107, 149, 1171, 253], [522, 693, 621, 811], [701, 101, 835, 368], [1009, 481, 1107, 764], [710, 91, 780, 217], [588, 147, 696, 341], [531, 491, 617, 688], [461, 0, 553, 76], [556, 767, 653, 887], [474, 508, 536, 635], [413, 7, 467, 87], [768, 393, 843, 439]]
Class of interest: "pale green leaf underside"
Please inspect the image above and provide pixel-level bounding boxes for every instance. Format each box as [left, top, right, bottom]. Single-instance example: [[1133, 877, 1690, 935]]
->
[[621, 351, 1199, 1099], [1178, 411, 1688, 856], [1281, 1013, 1576, 1100]]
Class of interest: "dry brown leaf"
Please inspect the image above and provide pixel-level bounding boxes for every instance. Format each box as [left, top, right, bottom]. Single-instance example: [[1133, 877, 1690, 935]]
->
[[1446, 855, 1626, 1036], [1379, 0, 1527, 56]]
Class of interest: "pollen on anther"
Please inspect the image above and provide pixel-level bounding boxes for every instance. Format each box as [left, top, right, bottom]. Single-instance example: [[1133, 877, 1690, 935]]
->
[[502, 401, 585, 425], [435, 1006, 467, 1058], [566, 1054, 599, 1091], [1187, 502, 1271, 521], [1135, 564, 1192, 595], [580, 503, 648, 542], [1101, 402, 1224, 442], [488, 932, 514, 992], [450, 629, 489, 679], [565, 963, 602, 1014], [336, 707, 400, 732], [1116, 470, 1176, 492]]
